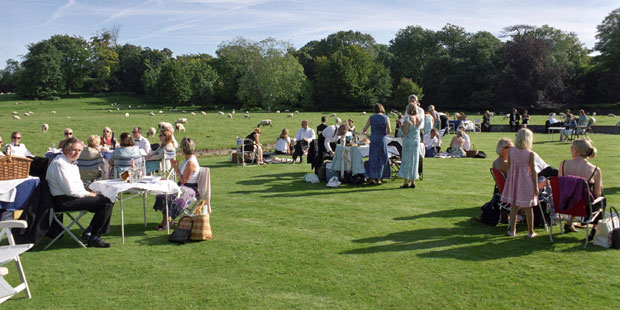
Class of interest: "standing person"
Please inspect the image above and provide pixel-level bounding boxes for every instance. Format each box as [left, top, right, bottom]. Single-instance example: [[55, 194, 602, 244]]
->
[[4, 131, 33, 157], [397, 104, 422, 188], [395, 114, 404, 137], [428, 105, 440, 130], [578, 109, 587, 127], [275, 128, 292, 155], [132, 127, 151, 155], [322, 124, 348, 159], [316, 116, 329, 159], [509, 108, 520, 132], [58, 128, 73, 149], [522, 109, 530, 126], [408, 95, 425, 134], [362, 103, 392, 185], [292, 120, 315, 163], [482, 110, 491, 132], [501, 128, 538, 238], [46, 138, 115, 247], [423, 109, 434, 136]]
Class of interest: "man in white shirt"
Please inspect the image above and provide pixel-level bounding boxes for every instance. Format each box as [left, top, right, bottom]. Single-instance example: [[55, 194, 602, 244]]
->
[[132, 127, 151, 155], [46, 138, 114, 248], [322, 124, 348, 158], [4, 131, 33, 157], [292, 120, 316, 164], [423, 128, 442, 153]]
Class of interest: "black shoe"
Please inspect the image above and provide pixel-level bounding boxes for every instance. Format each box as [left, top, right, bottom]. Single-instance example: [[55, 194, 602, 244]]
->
[[410, 183, 416, 189], [88, 238, 111, 248], [82, 227, 92, 243], [400, 184, 409, 188]]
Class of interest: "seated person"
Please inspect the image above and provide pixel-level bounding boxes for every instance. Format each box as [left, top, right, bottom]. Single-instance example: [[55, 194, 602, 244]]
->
[[578, 109, 588, 127], [449, 131, 466, 157], [46, 137, 115, 248], [78, 135, 103, 183], [459, 127, 471, 151], [160, 123, 179, 150], [4, 131, 33, 157], [58, 128, 74, 149], [147, 130, 176, 173], [559, 139, 605, 234], [292, 120, 316, 163], [347, 118, 356, 134], [244, 128, 264, 164], [423, 128, 442, 154], [560, 114, 577, 142], [275, 128, 292, 155], [100, 127, 117, 149], [110, 133, 142, 176], [132, 127, 151, 155], [152, 138, 199, 230], [545, 112, 564, 132], [493, 138, 513, 175]]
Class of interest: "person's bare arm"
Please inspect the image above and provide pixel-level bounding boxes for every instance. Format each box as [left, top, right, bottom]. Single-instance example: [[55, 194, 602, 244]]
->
[[529, 152, 538, 196], [402, 120, 409, 135], [361, 119, 371, 134], [175, 159, 196, 185], [386, 116, 392, 134], [594, 168, 602, 198]]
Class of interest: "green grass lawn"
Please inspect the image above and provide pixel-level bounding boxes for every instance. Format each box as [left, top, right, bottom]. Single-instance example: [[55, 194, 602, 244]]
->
[[2, 94, 620, 309]]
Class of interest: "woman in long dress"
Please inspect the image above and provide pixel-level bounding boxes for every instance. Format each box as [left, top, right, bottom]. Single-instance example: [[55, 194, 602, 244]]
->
[[362, 103, 392, 185], [397, 104, 422, 188]]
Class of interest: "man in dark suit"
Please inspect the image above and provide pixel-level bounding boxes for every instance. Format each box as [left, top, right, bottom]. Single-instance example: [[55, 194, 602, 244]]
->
[[509, 108, 520, 132]]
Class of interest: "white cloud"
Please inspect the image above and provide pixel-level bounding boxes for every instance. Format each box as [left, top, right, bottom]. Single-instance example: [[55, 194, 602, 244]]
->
[[45, 0, 77, 25]]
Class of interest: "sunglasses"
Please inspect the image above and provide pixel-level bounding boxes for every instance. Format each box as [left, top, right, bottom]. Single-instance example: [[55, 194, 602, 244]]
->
[[64, 132, 73, 135], [12, 136, 21, 140], [103, 130, 110, 133]]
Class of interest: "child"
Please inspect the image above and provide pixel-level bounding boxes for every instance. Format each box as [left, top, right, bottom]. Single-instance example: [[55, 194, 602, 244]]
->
[[501, 128, 538, 238]]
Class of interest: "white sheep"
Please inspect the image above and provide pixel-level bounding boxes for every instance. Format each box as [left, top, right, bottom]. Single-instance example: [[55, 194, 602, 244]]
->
[[175, 118, 188, 124], [158, 110, 163, 114], [125, 112, 130, 117], [28, 111, 34, 114], [294, 110, 300, 114], [503, 114, 510, 120], [232, 109, 236, 114], [285, 109, 290, 113], [146, 127, 157, 137], [360, 111, 366, 115], [51, 110, 56, 114], [12, 111, 18, 115], [190, 112, 196, 116], [200, 111, 207, 115], [175, 123, 186, 132], [330, 113, 337, 117], [128, 105, 132, 108], [13, 115, 21, 120], [227, 113, 233, 119], [182, 110, 187, 113], [276, 110, 280, 114], [107, 109, 113, 112], [218, 111, 225, 115], [257, 119, 273, 127], [116, 107, 120, 111], [593, 112, 597, 116], [66, 116, 71, 119], [149, 111, 155, 116], [335, 117, 342, 124], [244, 113, 251, 119], [287, 113, 294, 118], [158, 122, 173, 131], [24, 112, 30, 116], [41, 123, 49, 132]]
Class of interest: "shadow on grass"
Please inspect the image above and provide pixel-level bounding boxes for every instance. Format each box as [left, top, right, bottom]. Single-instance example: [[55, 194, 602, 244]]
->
[[393, 206, 479, 221], [602, 186, 620, 196]]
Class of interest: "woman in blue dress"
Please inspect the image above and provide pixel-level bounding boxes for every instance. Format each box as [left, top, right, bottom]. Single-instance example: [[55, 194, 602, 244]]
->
[[397, 104, 422, 188], [362, 103, 392, 184]]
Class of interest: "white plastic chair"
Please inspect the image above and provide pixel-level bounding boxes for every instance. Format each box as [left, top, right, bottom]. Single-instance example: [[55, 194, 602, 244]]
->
[[473, 119, 482, 133], [235, 138, 259, 167], [0, 220, 33, 303]]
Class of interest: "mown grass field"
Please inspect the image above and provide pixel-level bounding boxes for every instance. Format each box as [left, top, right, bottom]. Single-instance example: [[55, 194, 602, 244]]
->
[[1, 94, 620, 309]]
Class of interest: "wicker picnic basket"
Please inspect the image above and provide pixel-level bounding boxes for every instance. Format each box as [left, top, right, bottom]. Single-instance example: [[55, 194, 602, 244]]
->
[[0, 155, 32, 181]]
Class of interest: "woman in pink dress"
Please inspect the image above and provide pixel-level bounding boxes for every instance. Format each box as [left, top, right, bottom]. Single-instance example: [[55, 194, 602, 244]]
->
[[501, 128, 538, 238]]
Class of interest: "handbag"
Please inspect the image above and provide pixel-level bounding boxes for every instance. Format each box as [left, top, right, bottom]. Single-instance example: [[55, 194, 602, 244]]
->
[[169, 216, 193, 244], [593, 207, 620, 248], [189, 201, 212, 241]]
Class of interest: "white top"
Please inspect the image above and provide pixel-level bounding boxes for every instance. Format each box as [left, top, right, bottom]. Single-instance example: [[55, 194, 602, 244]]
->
[[172, 136, 179, 150], [275, 137, 291, 153], [5, 143, 32, 157], [322, 125, 340, 153], [180, 155, 199, 184], [294, 128, 316, 142], [46, 154, 91, 198], [549, 114, 560, 123], [423, 133, 441, 147], [416, 106, 425, 130], [533, 152, 549, 173], [134, 136, 151, 154], [462, 132, 471, 151]]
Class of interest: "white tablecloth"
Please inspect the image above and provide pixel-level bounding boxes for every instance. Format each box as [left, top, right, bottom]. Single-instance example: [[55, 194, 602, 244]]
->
[[0, 176, 39, 203], [89, 178, 181, 202]]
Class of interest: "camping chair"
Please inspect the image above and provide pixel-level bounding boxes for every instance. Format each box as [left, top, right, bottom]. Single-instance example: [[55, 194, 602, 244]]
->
[[544, 176, 605, 247], [0, 220, 32, 303], [183, 167, 212, 216], [473, 119, 482, 133], [387, 139, 403, 179], [235, 138, 259, 166], [77, 157, 104, 186], [571, 118, 594, 141], [42, 210, 88, 250], [113, 156, 143, 179]]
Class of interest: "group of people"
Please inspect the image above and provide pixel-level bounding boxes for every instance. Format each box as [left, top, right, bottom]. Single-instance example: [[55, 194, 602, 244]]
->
[[492, 128, 604, 238]]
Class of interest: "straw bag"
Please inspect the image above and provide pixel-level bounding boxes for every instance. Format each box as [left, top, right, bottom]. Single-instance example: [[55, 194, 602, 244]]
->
[[594, 207, 620, 249], [189, 201, 212, 241], [0, 148, 32, 181]]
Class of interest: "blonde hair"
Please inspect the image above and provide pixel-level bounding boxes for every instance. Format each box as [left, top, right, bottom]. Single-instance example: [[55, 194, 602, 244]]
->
[[514, 128, 533, 150], [87, 135, 100, 148], [180, 137, 195, 155], [405, 103, 417, 116], [279, 128, 289, 139], [573, 139, 597, 158], [495, 137, 513, 155]]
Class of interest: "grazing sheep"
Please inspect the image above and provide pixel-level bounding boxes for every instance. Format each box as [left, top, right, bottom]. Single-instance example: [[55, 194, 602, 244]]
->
[[13, 115, 21, 120], [593, 112, 597, 116], [24, 112, 30, 116], [227, 113, 233, 119], [503, 114, 510, 120], [12, 111, 18, 115], [175, 123, 186, 132], [608, 113, 616, 118], [489, 112, 495, 116], [51, 110, 56, 114], [116, 107, 120, 111], [190, 112, 196, 116], [257, 119, 273, 127], [175, 118, 188, 125], [158, 122, 173, 131], [335, 117, 342, 124], [330, 113, 337, 117], [149, 111, 155, 116], [276, 110, 280, 114], [218, 111, 225, 115], [66, 116, 70, 119], [182, 110, 187, 113], [28, 111, 34, 114], [41, 123, 49, 132], [294, 110, 300, 114], [245, 110, 249, 114], [125, 113, 130, 117], [107, 109, 112, 112], [200, 111, 207, 115], [128, 105, 132, 108], [159, 110, 163, 114], [146, 127, 157, 137], [287, 113, 294, 118], [244, 113, 250, 119], [360, 111, 366, 115]]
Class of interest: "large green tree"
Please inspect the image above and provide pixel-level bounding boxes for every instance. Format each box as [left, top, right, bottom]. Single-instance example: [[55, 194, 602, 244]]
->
[[594, 7, 620, 103], [48, 35, 90, 95], [0, 59, 21, 93], [88, 31, 119, 92], [18, 40, 63, 97]]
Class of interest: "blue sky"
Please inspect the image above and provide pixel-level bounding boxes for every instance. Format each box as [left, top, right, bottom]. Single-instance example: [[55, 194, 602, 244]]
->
[[0, 0, 618, 64]]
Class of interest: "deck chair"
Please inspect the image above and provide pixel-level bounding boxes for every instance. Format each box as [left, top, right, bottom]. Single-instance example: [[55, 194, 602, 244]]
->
[[235, 138, 259, 166], [387, 139, 402, 179], [77, 157, 104, 186], [490, 168, 511, 213], [42, 210, 87, 250], [545, 176, 605, 247], [0, 220, 32, 303], [571, 118, 594, 141], [183, 167, 212, 216]]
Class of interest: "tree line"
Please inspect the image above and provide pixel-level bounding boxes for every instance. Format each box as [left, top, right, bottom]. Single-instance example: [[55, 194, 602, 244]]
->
[[1, 7, 619, 112]]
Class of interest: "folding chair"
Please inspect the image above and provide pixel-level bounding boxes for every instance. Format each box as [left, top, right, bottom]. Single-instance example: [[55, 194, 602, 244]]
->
[[489, 168, 511, 213], [235, 138, 259, 166], [0, 220, 32, 303], [77, 157, 104, 186], [387, 139, 402, 179], [183, 167, 212, 216], [42, 210, 87, 250], [473, 119, 482, 133], [571, 118, 594, 141], [112, 156, 142, 179], [544, 176, 605, 247]]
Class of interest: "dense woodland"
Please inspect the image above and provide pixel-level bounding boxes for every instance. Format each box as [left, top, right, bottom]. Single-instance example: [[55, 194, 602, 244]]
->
[[1, 8, 619, 112]]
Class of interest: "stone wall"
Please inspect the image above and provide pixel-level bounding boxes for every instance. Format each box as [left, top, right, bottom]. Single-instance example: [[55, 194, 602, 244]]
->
[[488, 125, 620, 134]]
